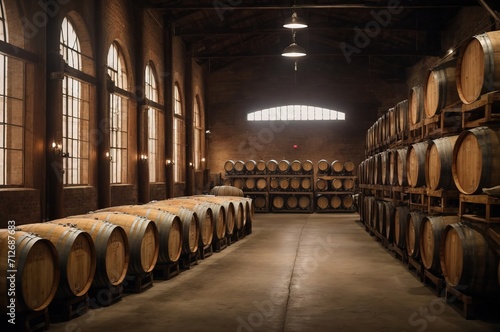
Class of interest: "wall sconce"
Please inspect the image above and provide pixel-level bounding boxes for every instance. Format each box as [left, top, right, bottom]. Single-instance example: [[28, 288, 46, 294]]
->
[[140, 154, 148, 162], [201, 157, 206, 163], [51, 141, 69, 157], [105, 151, 113, 161], [166, 159, 174, 166], [189, 162, 193, 167]]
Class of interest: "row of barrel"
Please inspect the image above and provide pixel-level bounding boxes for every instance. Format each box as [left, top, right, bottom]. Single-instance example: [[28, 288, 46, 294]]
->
[[225, 159, 313, 175], [269, 194, 312, 211], [226, 176, 313, 192], [359, 126, 500, 194], [367, 30, 500, 150], [316, 194, 355, 211], [360, 196, 500, 296], [0, 193, 252, 317]]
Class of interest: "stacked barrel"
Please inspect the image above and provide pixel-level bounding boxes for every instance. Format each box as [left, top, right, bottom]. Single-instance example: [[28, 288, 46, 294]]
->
[[359, 30, 500, 308], [1, 193, 252, 326], [315, 159, 357, 212], [223, 159, 314, 212]]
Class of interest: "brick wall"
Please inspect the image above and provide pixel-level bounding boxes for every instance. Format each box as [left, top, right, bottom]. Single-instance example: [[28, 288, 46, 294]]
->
[[0, 189, 40, 227], [111, 184, 138, 206], [63, 187, 98, 217]]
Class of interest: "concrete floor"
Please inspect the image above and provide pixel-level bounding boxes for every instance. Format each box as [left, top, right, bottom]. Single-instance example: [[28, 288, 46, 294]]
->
[[51, 213, 500, 332]]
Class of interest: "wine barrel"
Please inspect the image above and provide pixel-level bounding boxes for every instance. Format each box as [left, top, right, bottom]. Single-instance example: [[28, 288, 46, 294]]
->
[[272, 195, 285, 209], [245, 160, 257, 174], [301, 177, 312, 190], [456, 31, 500, 104], [256, 160, 267, 174], [254, 196, 266, 209], [331, 160, 344, 174], [419, 215, 460, 274], [375, 201, 385, 235], [388, 107, 396, 137], [388, 149, 397, 185], [452, 126, 500, 194], [80, 212, 159, 275], [95, 206, 184, 263], [406, 212, 426, 259], [298, 196, 310, 209], [331, 195, 342, 209], [278, 160, 291, 174], [212, 197, 245, 231], [279, 178, 290, 190], [302, 160, 314, 174], [331, 178, 343, 190], [380, 150, 390, 185], [344, 160, 355, 173], [394, 205, 409, 249], [54, 218, 129, 288], [210, 185, 244, 197], [374, 153, 383, 185], [233, 178, 244, 190], [316, 195, 329, 210], [0, 230, 59, 312], [396, 100, 409, 134], [290, 177, 301, 191], [407, 142, 428, 188], [270, 177, 279, 191], [343, 178, 355, 191], [317, 159, 330, 174], [256, 178, 267, 191], [234, 160, 245, 173], [266, 159, 279, 174], [17, 223, 96, 299], [287, 196, 298, 209], [383, 201, 395, 242], [409, 85, 424, 125], [396, 148, 408, 186], [425, 135, 458, 190], [342, 195, 354, 210], [223, 178, 232, 186], [424, 58, 460, 118], [189, 196, 233, 241], [245, 178, 256, 191], [224, 160, 235, 174], [365, 197, 376, 228], [290, 160, 302, 173], [440, 222, 500, 295], [316, 178, 328, 191]]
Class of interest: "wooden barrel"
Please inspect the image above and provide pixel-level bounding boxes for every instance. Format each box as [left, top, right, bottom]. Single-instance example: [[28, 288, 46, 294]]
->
[[406, 212, 425, 259], [424, 58, 460, 118], [344, 160, 355, 173], [0, 230, 59, 312], [256, 178, 267, 191], [343, 178, 355, 191], [396, 148, 408, 186], [54, 218, 129, 288], [394, 205, 409, 249], [17, 223, 96, 298], [316, 195, 329, 210], [266, 159, 279, 173], [452, 126, 500, 194], [213, 197, 245, 231], [316, 178, 328, 191], [407, 142, 428, 188], [374, 153, 383, 185], [233, 178, 244, 189], [375, 201, 385, 235], [223, 178, 232, 186], [81, 212, 159, 275], [456, 31, 500, 104], [409, 85, 424, 125], [366, 197, 376, 228], [419, 215, 460, 274], [272, 195, 285, 209], [278, 160, 291, 174], [279, 178, 290, 190], [290, 160, 302, 173], [290, 177, 301, 191], [317, 159, 331, 174], [425, 135, 458, 190], [224, 160, 235, 174], [234, 160, 245, 173], [287, 196, 298, 209], [342, 195, 354, 209], [301, 177, 311, 190], [331, 178, 343, 190], [245, 178, 256, 191], [331, 195, 342, 209], [380, 150, 390, 185], [95, 206, 183, 263], [210, 185, 244, 197], [383, 201, 395, 242], [331, 160, 344, 174], [254, 195, 266, 209], [302, 160, 314, 174], [298, 196, 310, 209], [395, 100, 409, 134], [270, 178, 279, 190], [154, 199, 214, 250], [256, 160, 267, 173], [189, 196, 232, 241], [388, 149, 397, 185], [440, 222, 500, 295], [245, 160, 257, 174]]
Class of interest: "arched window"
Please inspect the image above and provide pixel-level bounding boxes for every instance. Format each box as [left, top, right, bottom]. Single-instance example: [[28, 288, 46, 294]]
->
[[193, 96, 203, 170], [145, 63, 164, 182], [107, 42, 129, 184], [247, 105, 346, 121], [0, 0, 23, 186], [60, 17, 90, 185], [173, 83, 185, 182]]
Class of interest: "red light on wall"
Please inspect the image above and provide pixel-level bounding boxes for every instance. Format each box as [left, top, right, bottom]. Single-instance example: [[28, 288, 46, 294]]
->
[[293, 144, 298, 149]]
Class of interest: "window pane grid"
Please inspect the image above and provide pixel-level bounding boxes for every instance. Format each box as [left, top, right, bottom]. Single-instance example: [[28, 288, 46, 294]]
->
[[194, 97, 202, 170], [60, 17, 82, 71], [247, 105, 345, 121]]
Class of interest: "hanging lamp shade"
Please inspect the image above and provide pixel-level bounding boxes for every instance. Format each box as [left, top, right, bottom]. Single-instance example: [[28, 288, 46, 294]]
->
[[283, 12, 308, 29], [282, 42, 306, 57]]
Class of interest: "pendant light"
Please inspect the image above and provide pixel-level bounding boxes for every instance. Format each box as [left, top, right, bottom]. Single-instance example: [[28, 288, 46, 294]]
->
[[283, 12, 308, 29], [282, 31, 306, 57]]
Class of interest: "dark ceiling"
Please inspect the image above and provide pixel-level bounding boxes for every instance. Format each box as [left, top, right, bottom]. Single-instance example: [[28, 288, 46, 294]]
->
[[138, 0, 500, 96]]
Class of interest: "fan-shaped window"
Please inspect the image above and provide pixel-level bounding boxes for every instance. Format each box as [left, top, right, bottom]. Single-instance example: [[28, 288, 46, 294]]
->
[[247, 105, 345, 121], [145, 63, 164, 182]]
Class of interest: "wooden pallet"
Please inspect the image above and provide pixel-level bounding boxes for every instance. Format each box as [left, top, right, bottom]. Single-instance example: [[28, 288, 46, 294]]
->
[[408, 187, 427, 212], [407, 256, 424, 282], [423, 269, 445, 297], [1, 308, 50, 332], [180, 252, 199, 270], [49, 294, 89, 322], [408, 121, 424, 142], [154, 262, 180, 280], [389, 244, 408, 264], [88, 284, 123, 307], [424, 105, 462, 138], [123, 273, 153, 293], [459, 194, 500, 223], [426, 189, 460, 214], [212, 236, 229, 252], [462, 91, 500, 128], [199, 244, 214, 260], [391, 186, 407, 203]]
